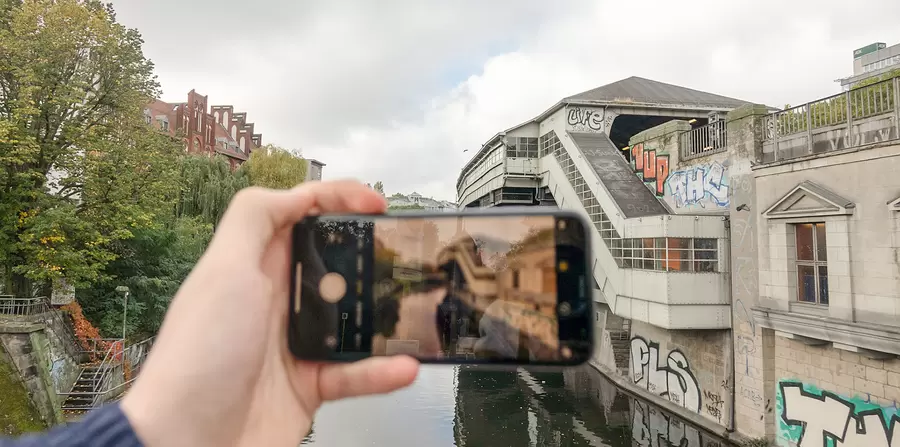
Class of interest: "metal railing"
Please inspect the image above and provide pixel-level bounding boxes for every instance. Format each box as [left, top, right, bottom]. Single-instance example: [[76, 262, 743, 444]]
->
[[762, 76, 900, 163], [58, 335, 156, 408], [0, 295, 51, 316], [680, 120, 728, 160]]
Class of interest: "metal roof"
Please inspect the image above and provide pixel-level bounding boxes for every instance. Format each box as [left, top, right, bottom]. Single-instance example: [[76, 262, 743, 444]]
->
[[563, 76, 751, 109]]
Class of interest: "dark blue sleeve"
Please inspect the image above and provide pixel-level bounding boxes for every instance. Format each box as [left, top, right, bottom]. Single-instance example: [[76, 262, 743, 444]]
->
[[0, 403, 143, 447]]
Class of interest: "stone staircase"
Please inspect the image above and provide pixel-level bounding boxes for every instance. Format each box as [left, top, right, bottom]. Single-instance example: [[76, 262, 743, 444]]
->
[[609, 320, 631, 375]]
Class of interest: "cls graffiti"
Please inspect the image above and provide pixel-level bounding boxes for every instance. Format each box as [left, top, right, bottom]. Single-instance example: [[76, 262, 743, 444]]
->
[[666, 161, 729, 208], [630, 337, 701, 413], [632, 401, 722, 447], [779, 381, 900, 447]]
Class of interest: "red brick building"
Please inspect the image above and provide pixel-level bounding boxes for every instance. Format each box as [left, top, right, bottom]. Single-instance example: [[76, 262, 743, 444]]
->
[[144, 89, 263, 169]]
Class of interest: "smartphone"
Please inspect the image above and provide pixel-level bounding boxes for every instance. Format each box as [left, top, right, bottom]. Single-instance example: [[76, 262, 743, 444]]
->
[[287, 208, 593, 366]]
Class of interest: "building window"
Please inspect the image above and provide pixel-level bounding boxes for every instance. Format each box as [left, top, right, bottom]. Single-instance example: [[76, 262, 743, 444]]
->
[[795, 223, 828, 305]]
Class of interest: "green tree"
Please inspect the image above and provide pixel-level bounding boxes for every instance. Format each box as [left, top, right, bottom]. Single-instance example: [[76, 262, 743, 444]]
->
[[371, 181, 385, 196], [176, 155, 249, 228], [77, 216, 213, 338], [243, 144, 307, 189], [0, 0, 162, 296]]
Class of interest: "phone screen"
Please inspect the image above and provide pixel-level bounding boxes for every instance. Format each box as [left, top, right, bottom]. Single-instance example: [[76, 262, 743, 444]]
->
[[288, 211, 592, 365]]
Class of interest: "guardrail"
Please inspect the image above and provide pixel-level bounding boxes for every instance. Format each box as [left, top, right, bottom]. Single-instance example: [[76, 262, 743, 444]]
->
[[762, 76, 900, 163], [680, 120, 728, 161], [0, 295, 51, 316]]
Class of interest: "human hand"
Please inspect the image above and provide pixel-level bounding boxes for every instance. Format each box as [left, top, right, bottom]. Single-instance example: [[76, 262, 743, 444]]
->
[[120, 180, 421, 447]]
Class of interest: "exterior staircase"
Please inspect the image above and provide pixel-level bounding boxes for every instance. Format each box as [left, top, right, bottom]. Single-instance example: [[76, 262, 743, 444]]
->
[[62, 365, 102, 415]]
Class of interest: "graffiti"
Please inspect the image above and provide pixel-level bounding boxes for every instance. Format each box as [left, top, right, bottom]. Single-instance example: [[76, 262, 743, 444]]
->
[[739, 385, 764, 409], [631, 143, 670, 197], [567, 107, 604, 132], [736, 334, 757, 377], [630, 337, 701, 413], [666, 161, 730, 209], [632, 400, 723, 447], [704, 390, 725, 422], [778, 381, 900, 447]]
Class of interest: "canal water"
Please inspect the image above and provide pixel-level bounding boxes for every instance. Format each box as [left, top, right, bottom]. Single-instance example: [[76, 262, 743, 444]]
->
[[302, 364, 733, 447]]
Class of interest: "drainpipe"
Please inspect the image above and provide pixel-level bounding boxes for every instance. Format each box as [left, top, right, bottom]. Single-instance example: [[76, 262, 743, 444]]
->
[[724, 216, 736, 433]]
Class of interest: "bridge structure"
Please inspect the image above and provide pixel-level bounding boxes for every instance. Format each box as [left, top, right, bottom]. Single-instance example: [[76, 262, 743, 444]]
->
[[456, 76, 754, 332]]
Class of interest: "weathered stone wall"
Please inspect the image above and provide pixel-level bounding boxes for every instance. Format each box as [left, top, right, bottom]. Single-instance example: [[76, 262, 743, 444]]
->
[[0, 311, 81, 426], [773, 338, 900, 447], [628, 120, 731, 214], [628, 320, 733, 428]]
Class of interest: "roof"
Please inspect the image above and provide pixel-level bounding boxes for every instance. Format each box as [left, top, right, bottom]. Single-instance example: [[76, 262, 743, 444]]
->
[[563, 76, 751, 109], [308, 158, 326, 167]]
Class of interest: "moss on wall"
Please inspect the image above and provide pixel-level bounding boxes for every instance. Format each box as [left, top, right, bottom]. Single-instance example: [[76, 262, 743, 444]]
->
[[0, 358, 45, 435]]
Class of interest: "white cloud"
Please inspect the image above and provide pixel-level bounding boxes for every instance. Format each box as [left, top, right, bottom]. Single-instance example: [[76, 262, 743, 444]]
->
[[112, 0, 900, 201]]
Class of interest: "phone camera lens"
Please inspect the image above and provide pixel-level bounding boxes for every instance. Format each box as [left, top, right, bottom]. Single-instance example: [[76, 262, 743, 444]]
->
[[558, 302, 572, 317], [325, 336, 337, 349]]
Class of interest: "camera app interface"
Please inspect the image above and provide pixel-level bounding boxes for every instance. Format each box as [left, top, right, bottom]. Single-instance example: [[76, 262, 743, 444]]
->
[[300, 215, 564, 362]]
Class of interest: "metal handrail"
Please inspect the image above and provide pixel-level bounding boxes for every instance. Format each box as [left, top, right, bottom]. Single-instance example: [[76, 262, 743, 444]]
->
[[680, 120, 728, 160], [59, 335, 157, 408], [762, 75, 900, 162]]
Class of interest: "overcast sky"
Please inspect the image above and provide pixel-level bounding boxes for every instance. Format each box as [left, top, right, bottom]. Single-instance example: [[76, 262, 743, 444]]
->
[[110, 0, 900, 201]]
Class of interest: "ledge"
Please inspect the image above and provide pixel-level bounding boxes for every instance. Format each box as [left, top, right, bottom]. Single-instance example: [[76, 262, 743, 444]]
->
[[752, 306, 900, 357], [628, 120, 692, 146], [725, 104, 770, 122]]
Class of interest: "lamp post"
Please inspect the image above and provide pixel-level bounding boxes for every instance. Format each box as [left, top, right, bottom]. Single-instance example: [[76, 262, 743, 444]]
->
[[115, 285, 130, 340]]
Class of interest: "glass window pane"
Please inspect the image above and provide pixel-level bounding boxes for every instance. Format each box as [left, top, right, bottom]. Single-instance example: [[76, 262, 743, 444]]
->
[[818, 266, 829, 305], [797, 265, 816, 302], [695, 238, 717, 250], [815, 223, 827, 261], [668, 238, 690, 250], [795, 224, 814, 261], [696, 260, 717, 272]]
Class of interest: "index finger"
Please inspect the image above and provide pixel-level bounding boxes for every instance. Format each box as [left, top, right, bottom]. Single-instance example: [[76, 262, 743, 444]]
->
[[211, 180, 387, 259]]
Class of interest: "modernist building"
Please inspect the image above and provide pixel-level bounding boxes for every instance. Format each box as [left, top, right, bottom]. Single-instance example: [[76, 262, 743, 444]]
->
[[307, 159, 326, 181], [144, 89, 264, 169], [837, 41, 900, 89], [456, 73, 900, 444]]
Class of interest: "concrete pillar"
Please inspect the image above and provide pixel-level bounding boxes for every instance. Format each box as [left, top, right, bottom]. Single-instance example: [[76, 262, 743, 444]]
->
[[726, 104, 776, 440]]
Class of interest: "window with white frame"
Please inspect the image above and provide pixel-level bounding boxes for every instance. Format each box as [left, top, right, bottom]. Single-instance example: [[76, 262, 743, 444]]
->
[[794, 223, 828, 305]]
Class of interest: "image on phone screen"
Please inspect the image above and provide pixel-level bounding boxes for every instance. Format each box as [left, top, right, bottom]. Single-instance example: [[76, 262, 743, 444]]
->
[[289, 212, 591, 365]]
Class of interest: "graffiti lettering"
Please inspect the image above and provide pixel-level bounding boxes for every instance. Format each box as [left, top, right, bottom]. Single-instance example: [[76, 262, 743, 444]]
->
[[631, 143, 670, 197], [704, 390, 725, 422], [630, 337, 701, 413], [567, 107, 604, 132], [739, 385, 764, 409], [666, 161, 730, 209], [778, 381, 900, 447], [632, 400, 722, 447]]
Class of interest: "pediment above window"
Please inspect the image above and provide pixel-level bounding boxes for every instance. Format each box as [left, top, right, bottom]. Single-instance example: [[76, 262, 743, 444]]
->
[[887, 196, 900, 212], [763, 181, 855, 219]]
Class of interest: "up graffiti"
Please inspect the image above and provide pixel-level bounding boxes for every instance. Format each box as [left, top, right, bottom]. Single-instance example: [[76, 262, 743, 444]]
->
[[630, 337, 701, 413], [631, 143, 670, 197], [778, 381, 900, 447], [567, 107, 604, 132]]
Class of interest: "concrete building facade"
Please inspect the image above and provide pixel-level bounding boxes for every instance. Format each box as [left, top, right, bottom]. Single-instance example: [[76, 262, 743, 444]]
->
[[456, 74, 900, 445], [838, 41, 900, 90]]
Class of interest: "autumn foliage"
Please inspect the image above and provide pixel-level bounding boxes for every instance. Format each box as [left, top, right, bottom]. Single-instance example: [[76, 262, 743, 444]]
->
[[60, 301, 123, 362]]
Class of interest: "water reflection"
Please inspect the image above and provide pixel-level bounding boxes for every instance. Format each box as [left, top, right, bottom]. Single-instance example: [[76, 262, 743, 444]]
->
[[302, 364, 732, 447]]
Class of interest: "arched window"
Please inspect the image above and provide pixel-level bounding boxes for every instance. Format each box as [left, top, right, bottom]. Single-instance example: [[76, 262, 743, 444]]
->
[[231, 126, 236, 139], [215, 111, 220, 123], [239, 136, 246, 151], [223, 111, 229, 125], [194, 137, 203, 153]]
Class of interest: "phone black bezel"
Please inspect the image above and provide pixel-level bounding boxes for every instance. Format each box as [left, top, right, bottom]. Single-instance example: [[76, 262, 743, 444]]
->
[[287, 207, 594, 367]]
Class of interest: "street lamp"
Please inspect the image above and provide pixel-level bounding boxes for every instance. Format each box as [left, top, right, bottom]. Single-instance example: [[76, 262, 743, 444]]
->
[[115, 285, 129, 340]]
